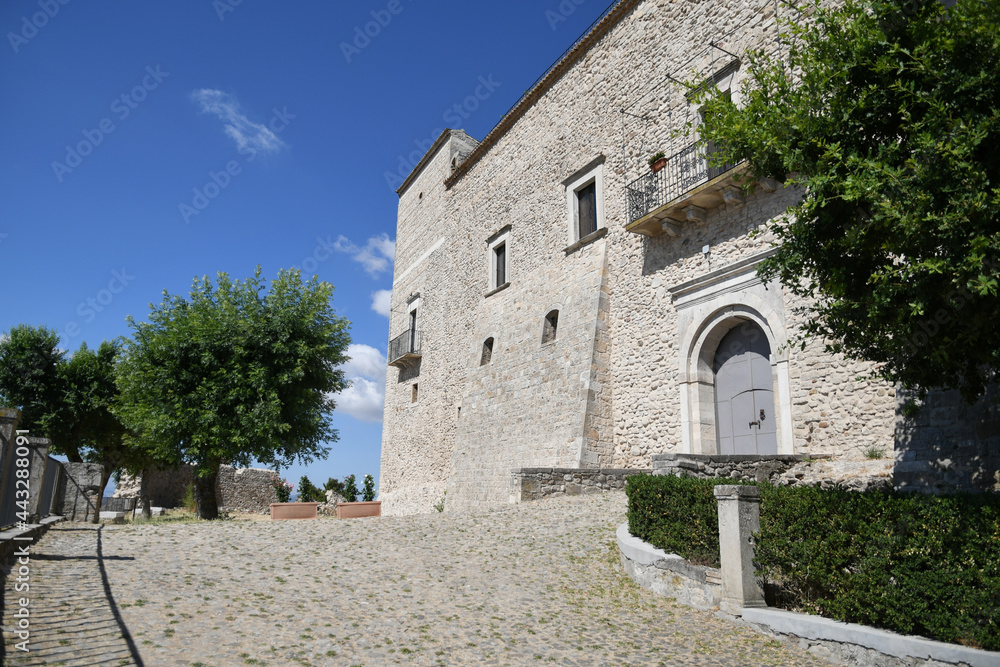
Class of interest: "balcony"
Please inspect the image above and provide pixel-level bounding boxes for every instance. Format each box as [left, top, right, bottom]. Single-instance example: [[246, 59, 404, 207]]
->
[[625, 142, 748, 237], [388, 329, 422, 367]]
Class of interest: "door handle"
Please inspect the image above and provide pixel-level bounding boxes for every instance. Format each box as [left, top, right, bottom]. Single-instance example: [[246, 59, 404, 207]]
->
[[749, 420, 760, 428]]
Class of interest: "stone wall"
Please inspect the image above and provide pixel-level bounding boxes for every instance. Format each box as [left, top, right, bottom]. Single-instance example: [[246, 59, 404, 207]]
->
[[115, 464, 278, 513], [894, 384, 1000, 494], [57, 462, 104, 522], [652, 454, 894, 492], [510, 468, 649, 502]]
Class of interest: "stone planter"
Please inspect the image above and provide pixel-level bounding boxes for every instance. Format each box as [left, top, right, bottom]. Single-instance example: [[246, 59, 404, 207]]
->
[[270, 502, 319, 520], [335, 501, 381, 519]]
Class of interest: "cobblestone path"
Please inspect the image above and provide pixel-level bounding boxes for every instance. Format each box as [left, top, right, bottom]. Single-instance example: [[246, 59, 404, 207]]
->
[[4, 493, 830, 666], [3, 525, 140, 666]]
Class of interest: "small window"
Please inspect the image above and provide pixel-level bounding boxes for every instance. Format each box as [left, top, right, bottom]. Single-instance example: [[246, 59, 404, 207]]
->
[[487, 227, 511, 292], [542, 310, 559, 345], [411, 383, 418, 403], [480, 337, 494, 366], [564, 158, 605, 244], [494, 243, 506, 287], [577, 182, 597, 239]]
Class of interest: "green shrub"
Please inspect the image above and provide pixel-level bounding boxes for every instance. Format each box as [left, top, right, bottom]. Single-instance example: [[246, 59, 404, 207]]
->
[[756, 485, 1000, 650], [362, 474, 376, 502], [626, 473, 743, 567], [297, 476, 325, 502], [341, 474, 359, 503]]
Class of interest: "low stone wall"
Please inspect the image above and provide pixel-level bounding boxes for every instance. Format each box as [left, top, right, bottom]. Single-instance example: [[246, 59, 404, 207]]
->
[[651, 454, 894, 492], [510, 468, 650, 503], [616, 523, 722, 612], [57, 462, 104, 522], [116, 464, 278, 514]]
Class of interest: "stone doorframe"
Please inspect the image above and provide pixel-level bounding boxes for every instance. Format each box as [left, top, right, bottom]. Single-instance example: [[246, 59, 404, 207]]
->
[[670, 251, 795, 456]]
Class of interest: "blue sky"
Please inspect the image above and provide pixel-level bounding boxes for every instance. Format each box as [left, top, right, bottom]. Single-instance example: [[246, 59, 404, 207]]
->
[[1, 0, 616, 497]]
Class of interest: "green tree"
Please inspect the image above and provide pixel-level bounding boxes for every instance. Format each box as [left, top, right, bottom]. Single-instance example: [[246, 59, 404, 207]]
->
[[59, 340, 134, 522], [0, 329, 148, 520], [362, 474, 376, 502], [0, 325, 67, 451], [116, 268, 351, 519], [341, 474, 359, 503], [695, 0, 1000, 403], [297, 475, 324, 502]]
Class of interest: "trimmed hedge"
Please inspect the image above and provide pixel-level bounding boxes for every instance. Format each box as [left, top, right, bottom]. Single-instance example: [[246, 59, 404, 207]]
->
[[625, 473, 1000, 650], [626, 473, 738, 567], [756, 484, 1000, 651]]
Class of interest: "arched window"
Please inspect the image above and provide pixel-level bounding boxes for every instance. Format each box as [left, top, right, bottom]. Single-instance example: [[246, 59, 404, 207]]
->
[[542, 310, 559, 344], [480, 337, 494, 365]]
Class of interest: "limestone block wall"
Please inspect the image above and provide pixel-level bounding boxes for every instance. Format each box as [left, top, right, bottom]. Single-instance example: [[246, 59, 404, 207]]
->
[[115, 464, 278, 513], [57, 462, 103, 522], [511, 468, 649, 502], [380, 0, 980, 514]]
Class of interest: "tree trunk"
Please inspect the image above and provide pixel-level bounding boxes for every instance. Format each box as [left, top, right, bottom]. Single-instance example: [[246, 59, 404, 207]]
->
[[194, 461, 220, 520], [139, 467, 151, 519], [91, 465, 113, 524]]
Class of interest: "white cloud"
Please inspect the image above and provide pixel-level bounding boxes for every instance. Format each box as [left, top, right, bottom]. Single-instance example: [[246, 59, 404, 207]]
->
[[371, 289, 392, 317], [191, 89, 285, 153], [335, 344, 386, 423], [333, 234, 396, 278]]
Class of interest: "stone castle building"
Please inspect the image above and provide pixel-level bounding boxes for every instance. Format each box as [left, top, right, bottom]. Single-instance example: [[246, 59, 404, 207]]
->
[[378, 0, 999, 515]]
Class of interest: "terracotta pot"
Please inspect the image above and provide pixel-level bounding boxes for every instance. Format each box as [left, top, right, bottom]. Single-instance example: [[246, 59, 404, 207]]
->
[[650, 157, 668, 173], [335, 501, 382, 519], [270, 502, 319, 520]]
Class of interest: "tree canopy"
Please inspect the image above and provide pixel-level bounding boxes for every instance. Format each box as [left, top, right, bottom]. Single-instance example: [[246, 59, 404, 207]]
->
[[116, 268, 351, 519], [0, 324, 65, 442], [696, 0, 1000, 403]]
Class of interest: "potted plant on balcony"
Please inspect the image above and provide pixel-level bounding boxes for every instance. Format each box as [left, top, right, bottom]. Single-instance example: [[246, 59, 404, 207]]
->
[[648, 151, 667, 173], [335, 473, 382, 518]]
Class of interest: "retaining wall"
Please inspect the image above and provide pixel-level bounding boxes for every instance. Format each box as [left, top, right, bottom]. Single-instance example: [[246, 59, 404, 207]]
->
[[510, 468, 649, 502]]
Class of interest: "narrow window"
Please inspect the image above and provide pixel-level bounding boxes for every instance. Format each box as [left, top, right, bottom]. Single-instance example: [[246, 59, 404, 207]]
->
[[411, 383, 418, 403], [409, 309, 418, 353], [494, 243, 506, 287], [577, 182, 597, 239], [542, 310, 559, 344], [480, 337, 494, 366]]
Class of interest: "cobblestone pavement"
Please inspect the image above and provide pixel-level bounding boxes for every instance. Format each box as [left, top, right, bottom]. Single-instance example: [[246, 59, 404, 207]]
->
[[4, 493, 831, 666]]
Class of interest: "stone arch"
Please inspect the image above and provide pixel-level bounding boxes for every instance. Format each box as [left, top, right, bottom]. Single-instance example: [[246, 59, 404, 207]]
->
[[678, 297, 794, 456]]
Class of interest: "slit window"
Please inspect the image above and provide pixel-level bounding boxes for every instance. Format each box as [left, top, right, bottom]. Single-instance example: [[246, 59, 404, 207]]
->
[[542, 310, 559, 345], [411, 383, 418, 403], [481, 337, 494, 366]]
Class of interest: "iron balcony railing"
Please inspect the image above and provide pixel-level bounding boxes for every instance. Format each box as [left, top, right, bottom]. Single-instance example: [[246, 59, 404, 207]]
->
[[626, 142, 738, 224], [388, 329, 422, 366]]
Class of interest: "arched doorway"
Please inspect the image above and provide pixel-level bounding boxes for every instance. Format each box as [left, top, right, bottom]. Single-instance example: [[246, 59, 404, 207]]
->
[[713, 321, 777, 455]]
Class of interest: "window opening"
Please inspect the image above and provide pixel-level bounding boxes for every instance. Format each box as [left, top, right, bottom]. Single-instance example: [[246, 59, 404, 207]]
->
[[494, 243, 506, 287], [577, 182, 597, 239], [542, 310, 559, 344], [480, 337, 494, 366], [411, 383, 418, 403]]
